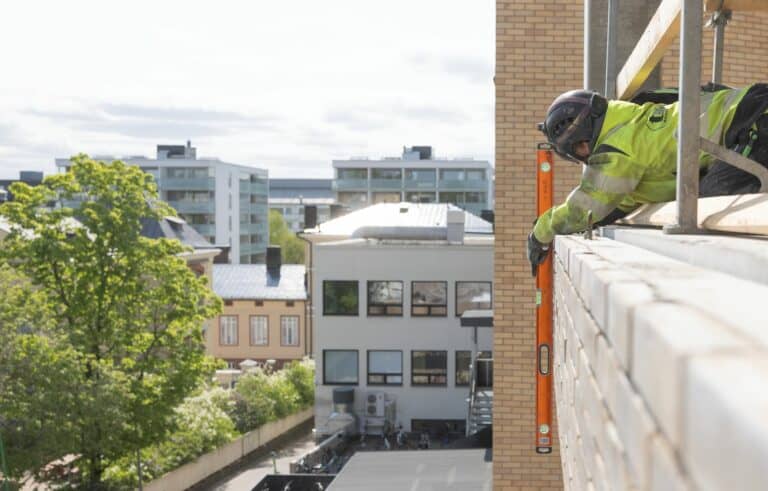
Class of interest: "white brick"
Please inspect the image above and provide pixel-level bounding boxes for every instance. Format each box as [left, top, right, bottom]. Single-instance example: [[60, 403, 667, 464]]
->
[[573, 300, 600, 363], [582, 375, 608, 458], [592, 452, 610, 491], [649, 435, 691, 491], [600, 421, 636, 491], [575, 253, 611, 311], [593, 334, 620, 417], [614, 372, 657, 490], [632, 303, 746, 448], [605, 281, 655, 371], [684, 355, 768, 491], [587, 267, 637, 332]]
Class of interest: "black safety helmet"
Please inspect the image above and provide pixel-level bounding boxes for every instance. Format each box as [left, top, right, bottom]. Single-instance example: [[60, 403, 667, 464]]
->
[[538, 90, 608, 163]]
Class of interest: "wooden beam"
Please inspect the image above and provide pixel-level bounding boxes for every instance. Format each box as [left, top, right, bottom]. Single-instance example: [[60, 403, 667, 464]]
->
[[705, 0, 768, 12], [616, 0, 681, 100], [619, 193, 768, 235]]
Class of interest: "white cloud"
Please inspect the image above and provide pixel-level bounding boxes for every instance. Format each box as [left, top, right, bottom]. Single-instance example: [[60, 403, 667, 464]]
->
[[0, 0, 494, 179]]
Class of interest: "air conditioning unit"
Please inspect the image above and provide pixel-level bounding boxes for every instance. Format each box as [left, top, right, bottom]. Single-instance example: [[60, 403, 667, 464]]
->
[[366, 391, 386, 417]]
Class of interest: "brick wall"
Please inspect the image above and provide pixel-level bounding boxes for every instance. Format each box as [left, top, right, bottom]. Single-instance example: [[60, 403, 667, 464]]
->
[[552, 235, 768, 490], [495, 2, 768, 489]]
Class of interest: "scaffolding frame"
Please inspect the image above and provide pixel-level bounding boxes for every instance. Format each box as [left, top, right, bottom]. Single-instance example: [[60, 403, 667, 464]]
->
[[596, 0, 768, 233]]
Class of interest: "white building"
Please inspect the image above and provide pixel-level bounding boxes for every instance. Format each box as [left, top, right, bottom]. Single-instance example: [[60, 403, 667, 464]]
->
[[302, 202, 494, 436], [268, 178, 337, 232], [332, 146, 494, 218], [56, 142, 269, 264]]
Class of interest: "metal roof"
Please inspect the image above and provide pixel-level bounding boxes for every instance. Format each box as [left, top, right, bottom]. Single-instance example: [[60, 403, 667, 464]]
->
[[327, 449, 492, 491], [140, 217, 216, 250], [212, 264, 307, 300], [306, 203, 493, 237]]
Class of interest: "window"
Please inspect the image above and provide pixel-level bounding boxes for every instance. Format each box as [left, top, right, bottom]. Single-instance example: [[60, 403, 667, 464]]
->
[[323, 350, 358, 385], [250, 316, 268, 346], [323, 281, 359, 316], [367, 281, 403, 316], [405, 191, 436, 203], [456, 351, 471, 386], [411, 281, 448, 316], [411, 351, 447, 386], [219, 316, 238, 345], [338, 168, 368, 180], [281, 316, 300, 346], [465, 192, 486, 204], [440, 169, 465, 181], [404, 169, 436, 184], [372, 192, 401, 203], [456, 281, 492, 316], [166, 190, 212, 202], [337, 192, 368, 206], [439, 192, 465, 204], [367, 350, 403, 385], [371, 168, 402, 180], [466, 169, 486, 181]]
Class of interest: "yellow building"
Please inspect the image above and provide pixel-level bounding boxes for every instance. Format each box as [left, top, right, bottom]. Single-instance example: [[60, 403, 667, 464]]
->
[[210, 248, 308, 369]]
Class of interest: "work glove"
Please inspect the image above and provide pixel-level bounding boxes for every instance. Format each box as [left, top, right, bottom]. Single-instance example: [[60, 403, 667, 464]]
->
[[527, 232, 550, 277]]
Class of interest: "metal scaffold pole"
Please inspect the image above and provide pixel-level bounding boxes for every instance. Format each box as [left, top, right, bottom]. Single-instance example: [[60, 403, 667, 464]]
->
[[665, 0, 703, 235]]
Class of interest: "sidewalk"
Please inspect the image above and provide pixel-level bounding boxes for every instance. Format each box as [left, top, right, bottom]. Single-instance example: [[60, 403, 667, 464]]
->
[[201, 429, 317, 491]]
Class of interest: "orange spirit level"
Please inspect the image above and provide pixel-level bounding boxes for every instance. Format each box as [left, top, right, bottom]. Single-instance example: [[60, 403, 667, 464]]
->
[[535, 143, 554, 454]]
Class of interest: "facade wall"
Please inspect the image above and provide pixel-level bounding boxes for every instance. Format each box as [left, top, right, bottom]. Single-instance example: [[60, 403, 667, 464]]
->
[[207, 299, 307, 365], [552, 235, 768, 491], [312, 241, 493, 433]]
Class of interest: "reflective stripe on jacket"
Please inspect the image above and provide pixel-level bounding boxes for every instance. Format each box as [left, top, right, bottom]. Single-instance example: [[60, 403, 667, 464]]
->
[[533, 86, 750, 243]]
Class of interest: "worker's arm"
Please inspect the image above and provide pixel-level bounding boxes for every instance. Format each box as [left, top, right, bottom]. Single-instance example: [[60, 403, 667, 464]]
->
[[532, 152, 644, 244]]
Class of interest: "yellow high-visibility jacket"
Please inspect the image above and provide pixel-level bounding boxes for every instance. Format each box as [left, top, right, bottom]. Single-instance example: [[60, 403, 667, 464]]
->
[[533, 87, 750, 243]]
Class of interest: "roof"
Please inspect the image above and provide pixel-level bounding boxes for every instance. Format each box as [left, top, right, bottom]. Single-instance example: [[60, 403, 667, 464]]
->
[[213, 264, 307, 300], [327, 449, 492, 491], [140, 216, 217, 249], [305, 202, 493, 238]]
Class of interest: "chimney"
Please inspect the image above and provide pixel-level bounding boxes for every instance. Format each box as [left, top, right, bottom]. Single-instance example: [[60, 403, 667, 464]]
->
[[480, 210, 495, 232], [267, 246, 282, 277], [304, 205, 318, 229], [446, 208, 465, 243]]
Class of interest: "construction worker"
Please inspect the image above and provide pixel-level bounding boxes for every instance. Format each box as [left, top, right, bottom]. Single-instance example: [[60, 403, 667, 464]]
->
[[527, 84, 768, 273]]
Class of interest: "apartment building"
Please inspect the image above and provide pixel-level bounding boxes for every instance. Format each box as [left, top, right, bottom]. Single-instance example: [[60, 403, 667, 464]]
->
[[56, 142, 269, 264], [210, 247, 308, 368], [302, 202, 494, 435], [268, 178, 337, 232], [332, 146, 494, 217], [0, 170, 44, 203]]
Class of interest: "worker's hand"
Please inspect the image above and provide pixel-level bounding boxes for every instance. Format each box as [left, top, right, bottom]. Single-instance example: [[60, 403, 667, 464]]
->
[[527, 232, 550, 277]]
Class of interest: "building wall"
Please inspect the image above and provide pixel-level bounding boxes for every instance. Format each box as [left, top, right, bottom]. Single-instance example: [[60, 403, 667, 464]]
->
[[552, 235, 768, 491], [312, 240, 493, 433], [207, 299, 307, 364]]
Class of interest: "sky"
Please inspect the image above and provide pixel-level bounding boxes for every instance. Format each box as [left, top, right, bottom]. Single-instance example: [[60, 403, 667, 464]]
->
[[0, 1, 494, 179]]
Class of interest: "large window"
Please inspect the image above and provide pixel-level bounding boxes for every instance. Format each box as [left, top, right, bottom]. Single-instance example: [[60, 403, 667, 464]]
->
[[338, 168, 368, 180], [439, 192, 465, 204], [323, 281, 359, 316], [250, 316, 268, 346], [367, 281, 403, 316], [440, 169, 465, 181], [323, 350, 359, 385], [166, 190, 212, 202], [371, 168, 402, 180], [465, 192, 486, 204], [411, 281, 448, 317], [466, 169, 486, 181], [219, 316, 238, 345], [405, 191, 436, 203], [455, 351, 472, 386], [456, 281, 492, 316], [367, 350, 403, 385], [411, 351, 447, 386], [281, 316, 300, 346], [337, 192, 368, 206], [372, 192, 401, 204], [404, 169, 436, 184]]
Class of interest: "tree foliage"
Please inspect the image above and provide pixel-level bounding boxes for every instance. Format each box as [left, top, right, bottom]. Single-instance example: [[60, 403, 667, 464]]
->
[[268, 210, 305, 264], [0, 155, 222, 487]]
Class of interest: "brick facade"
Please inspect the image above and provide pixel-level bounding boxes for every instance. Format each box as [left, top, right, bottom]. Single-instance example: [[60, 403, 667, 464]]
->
[[494, 2, 768, 489]]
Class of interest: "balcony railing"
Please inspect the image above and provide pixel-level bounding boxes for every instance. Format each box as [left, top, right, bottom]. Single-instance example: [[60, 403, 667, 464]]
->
[[438, 179, 488, 191], [165, 200, 215, 214], [333, 179, 369, 191], [158, 177, 215, 191], [403, 179, 437, 190], [369, 178, 402, 190]]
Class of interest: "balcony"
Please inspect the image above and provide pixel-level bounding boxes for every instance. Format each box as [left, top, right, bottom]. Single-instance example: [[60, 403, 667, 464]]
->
[[438, 179, 488, 191], [158, 177, 215, 191], [333, 179, 369, 191], [403, 179, 437, 190], [369, 178, 402, 190], [165, 200, 215, 214]]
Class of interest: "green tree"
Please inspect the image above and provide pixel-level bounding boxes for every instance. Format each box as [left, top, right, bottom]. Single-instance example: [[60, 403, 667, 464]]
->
[[0, 155, 222, 488], [283, 358, 315, 407], [269, 210, 305, 264], [0, 263, 81, 482]]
